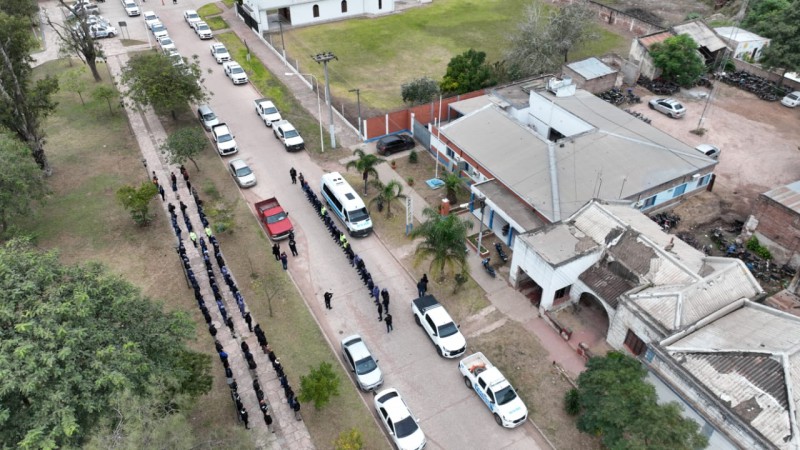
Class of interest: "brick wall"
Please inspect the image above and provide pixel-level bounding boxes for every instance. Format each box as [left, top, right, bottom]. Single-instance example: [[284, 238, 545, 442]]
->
[[550, 0, 664, 36], [754, 193, 800, 260], [730, 59, 800, 92]]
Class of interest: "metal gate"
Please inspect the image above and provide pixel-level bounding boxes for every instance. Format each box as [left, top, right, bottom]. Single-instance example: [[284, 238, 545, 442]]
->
[[236, 3, 259, 32], [412, 118, 431, 153]]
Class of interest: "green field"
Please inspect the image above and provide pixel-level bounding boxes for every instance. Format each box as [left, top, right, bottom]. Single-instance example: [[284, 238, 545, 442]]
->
[[282, 0, 627, 110]]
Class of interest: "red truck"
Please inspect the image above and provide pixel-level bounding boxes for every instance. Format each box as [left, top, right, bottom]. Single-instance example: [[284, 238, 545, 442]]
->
[[254, 197, 293, 240]]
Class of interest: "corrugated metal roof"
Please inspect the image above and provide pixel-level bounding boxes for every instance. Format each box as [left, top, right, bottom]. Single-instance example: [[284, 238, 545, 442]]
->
[[566, 57, 616, 80], [578, 264, 635, 308], [449, 95, 494, 116], [763, 180, 800, 215], [672, 20, 728, 52], [639, 31, 673, 49], [518, 223, 598, 265], [714, 26, 768, 43], [664, 302, 800, 449]]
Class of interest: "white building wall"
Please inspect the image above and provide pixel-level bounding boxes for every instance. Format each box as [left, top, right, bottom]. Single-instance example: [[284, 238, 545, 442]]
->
[[607, 302, 663, 349], [639, 173, 713, 211], [732, 40, 769, 62], [510, 237, 602, 311], [257, 0, 394, 26], [646, 372, 739, 450]]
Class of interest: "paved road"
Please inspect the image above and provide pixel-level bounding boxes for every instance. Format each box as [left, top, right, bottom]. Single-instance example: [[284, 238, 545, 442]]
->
[[148, 7, 547, 450]]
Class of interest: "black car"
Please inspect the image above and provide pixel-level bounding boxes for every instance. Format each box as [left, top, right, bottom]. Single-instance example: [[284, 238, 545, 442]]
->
[[376, 134, 415, 156]]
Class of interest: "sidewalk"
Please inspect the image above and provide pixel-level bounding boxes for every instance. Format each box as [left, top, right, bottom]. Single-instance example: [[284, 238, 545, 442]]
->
[[217, 10, 588, 378]]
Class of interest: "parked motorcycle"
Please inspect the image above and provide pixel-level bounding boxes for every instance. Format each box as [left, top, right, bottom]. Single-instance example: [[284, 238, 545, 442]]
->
[[495, 242, 508, 263], [482, 257, 496, 278]]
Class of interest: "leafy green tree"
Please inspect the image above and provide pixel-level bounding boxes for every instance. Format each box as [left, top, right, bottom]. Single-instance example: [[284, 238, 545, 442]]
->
[[46, 1, 106, 82], [506, 2, 598, 77], [410, 207, 474, 281], [345, 149, 384, 195], [0, 239, 212, 449], [742, 0, 791, 35], [334, 428, 364, 450], [0, 0, 39, 20], [572, 352, 708, 450], [161, 127, 207, 171], [650, 35, 707, 87], [756, 1, 800, 76], [0, 12, 60, 174], [369, 179, 406, 217], [298, 361, 340, 410], [0, 133, 48, 234], [439, 49, 494, 95], [401, 76, 440, 105], [442, 172, 461, 205], [61, 66, 89, 104], [92, 84, 117, 114], [116, 180, 158, 226], [121, 52, 207, 119]]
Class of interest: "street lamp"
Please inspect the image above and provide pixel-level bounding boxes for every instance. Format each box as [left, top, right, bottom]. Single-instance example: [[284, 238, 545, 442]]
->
[[348, 88, 362, 139], [312, 52, 338, 148], [285, 72, 324, 153], [476, 196, 487, 259]]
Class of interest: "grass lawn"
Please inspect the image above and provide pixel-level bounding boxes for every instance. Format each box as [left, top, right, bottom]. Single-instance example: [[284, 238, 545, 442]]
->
[[282, 0, 626, 110], [206, 16, 229, 30], [198, 3, 223, 17], [22, 59, 384, 448], [216, 32, 324, 155]]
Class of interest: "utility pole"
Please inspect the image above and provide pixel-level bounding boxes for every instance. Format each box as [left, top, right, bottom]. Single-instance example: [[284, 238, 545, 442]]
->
[[476, 197, 486, 259], [349, 88, 361, 139], [312, 52, 337, 149], [277, 18, 286, 62]]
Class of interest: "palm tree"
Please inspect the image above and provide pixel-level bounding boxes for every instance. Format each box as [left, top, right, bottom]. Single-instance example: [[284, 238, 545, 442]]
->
[[442, 172, 461, 205], [369, 179, 406, 218], [345, 149, 385, 195], [410, 207, 474, 281]]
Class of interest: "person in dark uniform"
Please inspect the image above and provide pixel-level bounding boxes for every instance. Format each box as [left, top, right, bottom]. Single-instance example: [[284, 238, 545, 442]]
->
[[289, 167, 297, 184], [289, 238, 298, 256], [324, 291, 333, 309], [381, 288, 390, 313], [385, 313, 393, 333], [244, 311, 253, 332], [272, 243, 280, 261]]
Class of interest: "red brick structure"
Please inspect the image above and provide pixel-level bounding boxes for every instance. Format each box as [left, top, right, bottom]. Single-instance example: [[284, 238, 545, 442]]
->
[[754, 181, 800, 265]]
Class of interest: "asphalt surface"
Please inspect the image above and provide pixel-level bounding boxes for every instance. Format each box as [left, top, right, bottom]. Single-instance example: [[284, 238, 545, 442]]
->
[[35, 1, 567, 448]]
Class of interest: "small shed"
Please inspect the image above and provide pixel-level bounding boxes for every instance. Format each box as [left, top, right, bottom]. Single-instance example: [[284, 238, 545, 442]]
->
[[561, 57, 617, 93], [714, 26, 770, 62]]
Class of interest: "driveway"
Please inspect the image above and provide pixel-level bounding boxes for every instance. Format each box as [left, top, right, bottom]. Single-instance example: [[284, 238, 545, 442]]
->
[[152, 6, 547, 450]]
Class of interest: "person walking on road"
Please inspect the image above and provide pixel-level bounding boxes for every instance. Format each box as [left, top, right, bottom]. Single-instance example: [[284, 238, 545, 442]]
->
[[377, 302, 383, 321], [189, 231, 198, 248], [289, 167, 297, 184], [272, 243, 280, 261], [372, 284, 380, 304], [385, 313, 393, 333], [280, 252, 288, 270], [324, 291, 333, 309], [289, 238, 298, 256], [158, 184, 165, 201], [292, 398, 302, 421], [298, 172, 305, 188], [417, 274, 429, 297], [381, 288, 390, 313], [170, 172, 178, 192], [244, 311, 253, 332]]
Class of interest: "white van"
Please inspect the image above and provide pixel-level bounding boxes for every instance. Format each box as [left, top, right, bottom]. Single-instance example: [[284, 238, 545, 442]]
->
[[321, 172, 372, 237]]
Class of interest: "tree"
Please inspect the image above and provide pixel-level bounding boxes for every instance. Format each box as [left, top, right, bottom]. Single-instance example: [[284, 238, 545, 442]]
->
[[0, 133, 48, 234], [161, 127, 207, 171], [61, 66, 89, 105], [345, 149, 384, 195], [571, 352, 708, 450], [334, 428, 364, 450], [92, 84, 117, 114], [0, 12, 60, 174], [439, 49, 494, 95], [0, 0, 39, 20], [756, 1, 800, 77], [116, 181, 158, 226], [369, 179, 406, 217], [121, 53, 207, 119], [401, 76, 440, 106], [298, 361, 340, 410], [742, 0, 791, 35], [442, 172, 461, 205], [46, 1, 106, 82], [506, 2, 597, 78], [410, 207, 474, 281], [650, 35, 707, 87], [0, 239, 212, 449]]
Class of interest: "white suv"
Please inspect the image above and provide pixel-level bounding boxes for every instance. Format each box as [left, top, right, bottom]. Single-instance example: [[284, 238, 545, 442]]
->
[[210, 42, 230, 64], [193, 21, 213, 40], [211, 123, 238, 156], [223, 61, 248, 85], [120, 0, 140, 16]]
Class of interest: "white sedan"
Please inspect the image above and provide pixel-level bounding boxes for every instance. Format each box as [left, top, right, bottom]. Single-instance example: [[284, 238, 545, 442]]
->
[[374, 388, 426, 450]]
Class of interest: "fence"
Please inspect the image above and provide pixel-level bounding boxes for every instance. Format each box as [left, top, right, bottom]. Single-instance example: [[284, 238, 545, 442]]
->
[[550, 0, 665, 36], [729, 59, 800, 92]]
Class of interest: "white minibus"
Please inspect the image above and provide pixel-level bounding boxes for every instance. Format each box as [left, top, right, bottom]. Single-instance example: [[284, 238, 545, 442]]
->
[[320, 172, 373, 237]]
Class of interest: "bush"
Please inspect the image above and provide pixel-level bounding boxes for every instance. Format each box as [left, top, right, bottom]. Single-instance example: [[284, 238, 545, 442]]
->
[[409, 150, 418, 164], [564, 388, 581, 415], [401, 77, 439, 106], [746, 236, 773, 260], [685, 12, 701, 20]]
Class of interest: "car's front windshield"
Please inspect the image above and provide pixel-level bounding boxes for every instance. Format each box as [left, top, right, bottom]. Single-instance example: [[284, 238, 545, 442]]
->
[[354, 357, 377, 375], [394, 416, 419, 439], [231, 67, 244, 74], [284, 129, 299, 138], [438, 321, 458, 338], [348, 208, 369, 223], [217, 134, 232, 143], [266, 212, 287, 224], [236, 167, 251, 177], [265, 107, 278, 114], [495, 385, 518, 406]]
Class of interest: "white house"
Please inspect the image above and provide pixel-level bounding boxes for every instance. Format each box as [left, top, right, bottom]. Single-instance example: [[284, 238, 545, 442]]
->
[[240, 0, 396, 34], [715, 26, 771, 62]]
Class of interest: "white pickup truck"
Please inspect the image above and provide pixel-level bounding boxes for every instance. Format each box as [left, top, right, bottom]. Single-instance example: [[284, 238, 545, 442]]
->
[[254, 98, 282, 127], [411, 295, 466, 358], [273, 120, 305, 152], [459, 352, 528, 428]]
